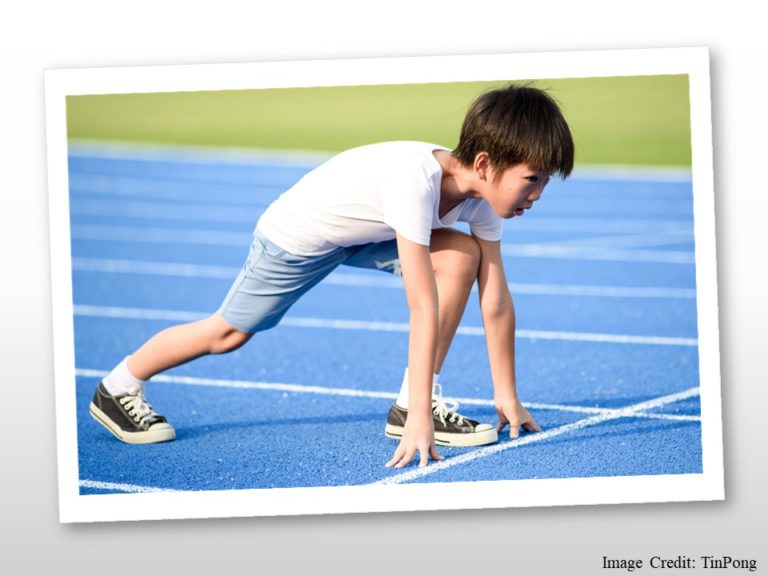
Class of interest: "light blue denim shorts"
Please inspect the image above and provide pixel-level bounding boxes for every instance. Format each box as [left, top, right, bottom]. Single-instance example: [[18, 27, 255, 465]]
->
[[218, 230, 400, 334]]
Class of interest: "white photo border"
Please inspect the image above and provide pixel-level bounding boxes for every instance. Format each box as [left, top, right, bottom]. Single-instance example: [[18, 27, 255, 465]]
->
[[45, 47, 723, 523]]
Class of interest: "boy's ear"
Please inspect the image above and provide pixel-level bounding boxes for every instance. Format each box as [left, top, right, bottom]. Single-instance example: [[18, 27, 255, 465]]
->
[[474, 152, 491, 180]]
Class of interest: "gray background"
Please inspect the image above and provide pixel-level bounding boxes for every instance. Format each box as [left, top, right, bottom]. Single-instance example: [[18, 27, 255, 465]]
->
[[2, 1, 765, 573]]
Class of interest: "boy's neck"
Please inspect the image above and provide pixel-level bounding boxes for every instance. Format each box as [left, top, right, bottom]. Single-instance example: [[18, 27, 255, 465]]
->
[[433, 150, 481, 205]]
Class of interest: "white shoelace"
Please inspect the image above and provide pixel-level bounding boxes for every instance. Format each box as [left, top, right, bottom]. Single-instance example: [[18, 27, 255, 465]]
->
[[119, 390, 157, 426], [431, 383, 465, 426]]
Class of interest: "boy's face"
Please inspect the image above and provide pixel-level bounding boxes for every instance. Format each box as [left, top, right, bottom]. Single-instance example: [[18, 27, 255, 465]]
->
[[481, 162, 551, 219]]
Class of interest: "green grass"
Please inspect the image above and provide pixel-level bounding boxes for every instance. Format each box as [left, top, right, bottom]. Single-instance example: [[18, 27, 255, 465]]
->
[[67, 75, 691, 167]]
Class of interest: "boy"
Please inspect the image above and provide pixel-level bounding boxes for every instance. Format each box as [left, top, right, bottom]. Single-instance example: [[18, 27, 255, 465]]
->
[[89, 84, 574, 469]]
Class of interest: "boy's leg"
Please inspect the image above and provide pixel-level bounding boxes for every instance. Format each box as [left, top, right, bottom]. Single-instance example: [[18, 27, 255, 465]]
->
[[344, 227, 478, 371], [92, 314, 251, 445], [412, 228, 497, 445], [345, 228, 498, 446], [428, 228, 482, 373], [92, 230, 348, 444], [126, 313, 251, 381], [390, 227, 479, 405]]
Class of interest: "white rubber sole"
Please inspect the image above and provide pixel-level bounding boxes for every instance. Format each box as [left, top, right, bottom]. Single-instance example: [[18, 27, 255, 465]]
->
[[90, 403, 176, 445], [385, 423, 498, 447]]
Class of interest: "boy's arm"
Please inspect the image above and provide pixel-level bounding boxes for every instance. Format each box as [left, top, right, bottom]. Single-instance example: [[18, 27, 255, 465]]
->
[[475, 236, 542, 439], [385, 234, 443, 468]]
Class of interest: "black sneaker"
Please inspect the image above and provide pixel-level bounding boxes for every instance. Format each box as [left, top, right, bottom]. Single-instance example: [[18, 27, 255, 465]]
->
[[384, 385, 498, 447], [89, 382, 176, 444]]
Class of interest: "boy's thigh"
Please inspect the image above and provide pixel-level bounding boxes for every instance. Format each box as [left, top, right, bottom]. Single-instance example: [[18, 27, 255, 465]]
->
[[218, 232, 349, 334]]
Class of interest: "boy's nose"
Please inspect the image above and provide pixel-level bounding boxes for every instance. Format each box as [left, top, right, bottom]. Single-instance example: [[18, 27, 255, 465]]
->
[[528, 187, 543, 202], [528, 179, 549, 201]]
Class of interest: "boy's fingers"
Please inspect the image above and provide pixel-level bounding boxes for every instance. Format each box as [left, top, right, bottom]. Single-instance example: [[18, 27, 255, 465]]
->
[[420, 443, 444, 467], [521, 411, 542, 433], [395, 447, 416, 469], [385, 445, 406, 468], [524, 420, 542, 433], [508, 418, 542, 439], [388, 445, 442, 469], [497, 406, 542, 438]]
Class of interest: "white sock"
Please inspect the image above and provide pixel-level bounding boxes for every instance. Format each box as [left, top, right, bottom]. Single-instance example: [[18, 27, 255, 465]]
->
[[395, 368, 439, 409], [102, 356, 147, 396]]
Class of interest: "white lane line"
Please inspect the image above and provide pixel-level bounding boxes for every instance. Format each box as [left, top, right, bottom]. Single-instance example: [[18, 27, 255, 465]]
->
[[534, 230, 693, 250], [324, 275, 696, 299], [503, 218, 693, 234], [508, 329, 698, 347], [77, 368, 398, 400], [372, 387, 701, 485], [69, 173, 285, 199], [75, 369, 700, 424], [72, 220, 695, 242], [79, 479, 179, 493], [71, 224, 250, 246], [283, 317, 700, 347], [75, 304, 205, 323], [70, 199, 260, 223], [70, 215, 695, 264], [631, 412, 701, 422], [71, 257, 697, 299], [72, 304, 699, 347], [73, 257, 240, 279], [501, 244, 694, 264], [77, 368, 605, 414], [504, 283, 695, 299], [70, 221, 695, 264]]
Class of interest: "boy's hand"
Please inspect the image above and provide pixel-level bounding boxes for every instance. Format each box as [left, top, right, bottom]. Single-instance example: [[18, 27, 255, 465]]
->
[[385, 413, 443, 469], [495, 397, 542, 439]]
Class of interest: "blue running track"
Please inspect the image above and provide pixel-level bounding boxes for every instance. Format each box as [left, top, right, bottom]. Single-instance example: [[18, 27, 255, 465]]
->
[[66, 143, 702, 494]]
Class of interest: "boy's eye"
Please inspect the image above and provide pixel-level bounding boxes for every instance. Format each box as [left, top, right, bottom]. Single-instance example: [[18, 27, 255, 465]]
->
[[525, 176, 539, 183]]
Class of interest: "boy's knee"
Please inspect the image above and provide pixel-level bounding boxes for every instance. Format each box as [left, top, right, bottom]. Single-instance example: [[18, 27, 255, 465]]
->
[[456, 238, 481, 280], [205, 315, 252, 354], [464, 235, 482, 271], [210, 329, 251, 354], [431, 229, 481, 280]]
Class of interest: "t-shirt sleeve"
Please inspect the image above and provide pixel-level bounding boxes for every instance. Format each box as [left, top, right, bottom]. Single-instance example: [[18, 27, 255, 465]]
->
[[380, 164, 436, 246], [463, 201, 504, 242]]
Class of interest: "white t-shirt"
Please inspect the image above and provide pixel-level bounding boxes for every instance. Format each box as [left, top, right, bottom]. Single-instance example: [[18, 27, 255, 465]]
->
[[256, 141, 503, 256]]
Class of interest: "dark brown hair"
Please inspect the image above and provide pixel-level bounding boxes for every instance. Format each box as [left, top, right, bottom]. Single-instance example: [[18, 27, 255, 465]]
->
[[453, 84, 574, 179]]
